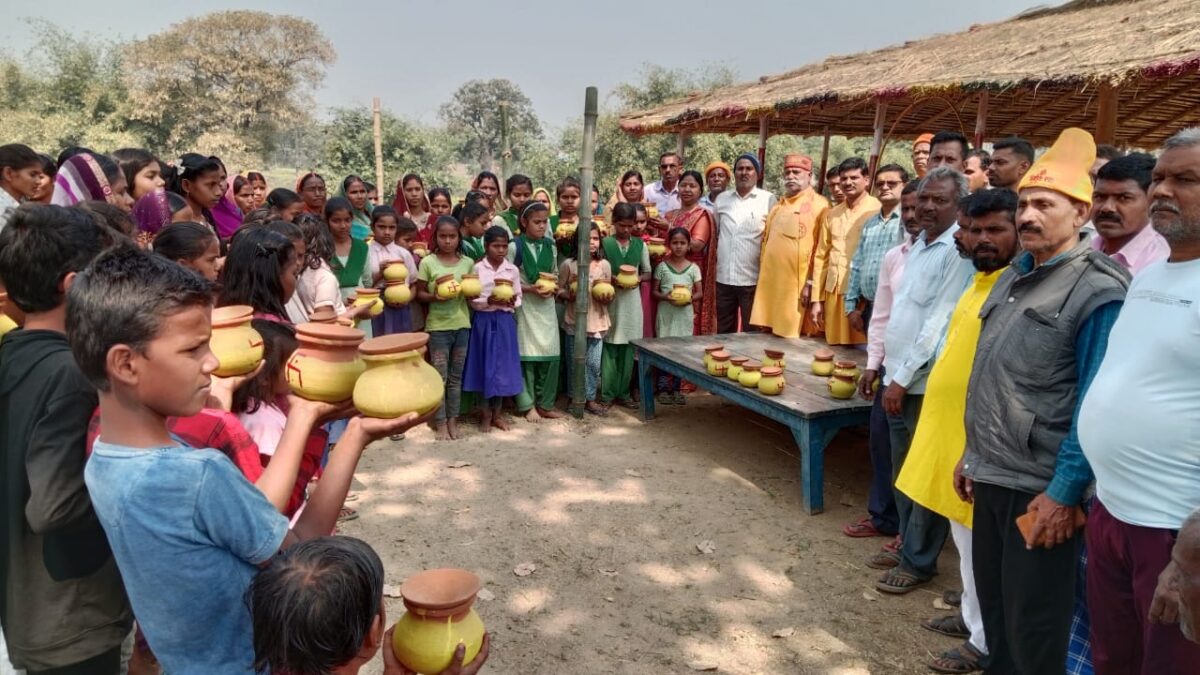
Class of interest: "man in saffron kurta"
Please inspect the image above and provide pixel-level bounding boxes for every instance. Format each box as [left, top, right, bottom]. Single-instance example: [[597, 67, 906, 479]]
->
[[750, 154, 828, 338], [895, 189, 1020, 673], [810, 157, 880, 345]]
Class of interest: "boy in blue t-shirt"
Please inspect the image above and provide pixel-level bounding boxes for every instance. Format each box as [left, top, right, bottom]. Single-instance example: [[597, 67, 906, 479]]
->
[[68, 246, 427, 674]]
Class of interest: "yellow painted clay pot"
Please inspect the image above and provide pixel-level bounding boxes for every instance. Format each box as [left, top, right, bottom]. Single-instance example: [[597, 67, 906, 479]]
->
[[758, 366, 786, 396], [411, 242, 429, 259], [392, 569, 486, 675], [535, 272, 558, 294], [383, 260, 409, 283], [491, 278, 515, 303], [646, 237, 667, 258], [614, 264, 640, 290], [738, 361, 762, 388], [0, 292, 17, 339], [828, 373, 857, 400], [285, 323, 366, 402], [762, 348, 786, 370], [707, 350, 731, 377], [556, 221, 577, 240], [435, 274, 462, 300], [811, 348, 835, 376], [591, 280, 616, 302], [702, 344, 724, 370], [384, 280, 413, 307], [833, 360, 861, 380], [643, 202, 659, 218], [353, 288, 385, 317], [353, 333, 443, 417], [460, 274, 482, 299], [569, 279, 578, 296], [209, 305, 264, 377], [727, 357, 748, 381], [669, 283, 692, 307]]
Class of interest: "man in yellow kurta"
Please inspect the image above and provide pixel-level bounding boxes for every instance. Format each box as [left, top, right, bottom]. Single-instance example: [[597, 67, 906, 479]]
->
[[809, 157, 880, 345], [894, 188, 1019, 673], [750, 154, 828, 337]]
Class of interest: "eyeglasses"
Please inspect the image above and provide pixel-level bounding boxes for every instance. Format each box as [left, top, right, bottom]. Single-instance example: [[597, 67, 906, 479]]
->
[[875, 180, 903, 188]]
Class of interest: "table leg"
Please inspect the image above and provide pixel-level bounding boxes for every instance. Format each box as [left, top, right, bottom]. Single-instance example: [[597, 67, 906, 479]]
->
[[638, 355, 655, 421], [791, 421, 836, 515]]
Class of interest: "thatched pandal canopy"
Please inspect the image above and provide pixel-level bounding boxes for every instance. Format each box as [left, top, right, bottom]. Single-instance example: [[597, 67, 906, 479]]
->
[[619, 0, 1200, 146]]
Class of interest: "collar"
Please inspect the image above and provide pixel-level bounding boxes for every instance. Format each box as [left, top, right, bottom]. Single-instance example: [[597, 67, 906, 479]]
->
[[653, 180, 679, 195], [918, 221, 959, 247], [1090, 222, 1159, 258], [1014, 234, 1090, 275]]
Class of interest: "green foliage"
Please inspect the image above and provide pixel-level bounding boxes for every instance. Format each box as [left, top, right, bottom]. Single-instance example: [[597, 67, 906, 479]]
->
[[439, 79, 542, 173]]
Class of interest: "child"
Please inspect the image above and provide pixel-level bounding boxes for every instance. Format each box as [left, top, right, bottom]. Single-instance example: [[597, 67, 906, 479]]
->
[[550, 176, 582, 259], [166, 153, 224, 231], [633, 202, 658, 341], [395, 217, 426, 331], [286, 213, 369, 325], [458, 200, 490, 262], [0, 144, 45, 225], [511, 202, 562, 420], [248, 536, 490, 675], [266, 187, 304, 223], [499, 174, 533, 236], [0, 204, 131, 674], [152, 221, 220, 281], [558, 222, 611, 416], [217, 227, 300, 323], [415, 216, 475, 441], [325, 197, 371, 298], [339, 175, 374, 240], [70, 245, 424, 673], [652, 228, 703, 405], [463, 226, 523, 433], [599, 202, 650, 409], [366, 206, 416, 335]]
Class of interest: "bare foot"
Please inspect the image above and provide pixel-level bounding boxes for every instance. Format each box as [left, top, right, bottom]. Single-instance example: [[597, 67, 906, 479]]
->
[[523, 408, 541, 423], [435, 422, 451, 441], [479, 410, 493, 433], [491, 413, 511, 431], [536, 407, 564, 419], [447, 418, 460, 440], [585, 401, 607, 416]]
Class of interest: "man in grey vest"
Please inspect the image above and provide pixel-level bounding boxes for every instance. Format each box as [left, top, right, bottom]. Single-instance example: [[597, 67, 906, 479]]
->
[[955, 128, 1129, 673]]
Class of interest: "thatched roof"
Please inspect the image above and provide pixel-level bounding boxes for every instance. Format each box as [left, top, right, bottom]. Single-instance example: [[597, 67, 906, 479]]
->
[[619, 0, 1200, 146]]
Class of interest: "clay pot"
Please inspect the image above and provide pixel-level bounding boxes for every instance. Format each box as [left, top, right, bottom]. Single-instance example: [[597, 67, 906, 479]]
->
[[646, 237, 667, 257], [286, 323, 366, 402], [209, 305, 264, 377], [353, 288, 385, 318], [411, 242, 429, 259], [535, 272, 558, 294], [828, 373, 857, 400], [737, 361, 762, 388], [762, 348, 787, 370], [0, 292, 18, 338], [384, 280, 413, 306], [392, 568, 486, 674], [669, 284, 692, 307], [727, 357, 749, 381], [707, 350, 731, 377], [643, 202, 660, 218], [614, 264, 640, 290], [811, 348, 835, 376], [308, 306, 338, 324], [591, 280, 616, 302], [435, 274, 462, 300], [556, 221, 577, 240], [569, 279, 579, 296], [460, 274, 482, 299], [758, 366, 786, 396], [491, 278, 515, 303], [833, 360, 861, 380], [353, 333, 443, 417], [702, 344, 724, 370], [383, 260, 409, 283]]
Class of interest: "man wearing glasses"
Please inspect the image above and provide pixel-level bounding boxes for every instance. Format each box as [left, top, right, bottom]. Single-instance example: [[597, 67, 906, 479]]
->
[[645, 152, 683, 225], [843, 164, 910, 337]]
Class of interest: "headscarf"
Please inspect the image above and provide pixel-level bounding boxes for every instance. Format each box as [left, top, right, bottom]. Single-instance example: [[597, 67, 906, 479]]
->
[[391, 175, 431, 216], [210, 191, 243, 239], [530, 187, 557, 217], [338, 177, 374, 241], [915, 133, 934, 146], [51, 153, 114, 206], [132, 189, 173, 236]]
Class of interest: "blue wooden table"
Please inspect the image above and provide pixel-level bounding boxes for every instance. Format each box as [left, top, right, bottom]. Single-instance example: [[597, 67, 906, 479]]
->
[[632, 332, 871, 515]]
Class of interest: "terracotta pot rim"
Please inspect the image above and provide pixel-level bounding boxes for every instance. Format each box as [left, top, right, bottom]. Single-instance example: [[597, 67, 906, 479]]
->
[[356, 287, 381, 297], [307, 306, 337, 324], [211, 304, 254, 328], [494, 278, 514, 286], [710, 350, 731, 360], [435, 274, 456, 284], [618, 264, 638, 274], [385, 279, 407, 287], [400, 568, 481, 618], [831, 373, 857, 382], [462, 272, 479, 279], [704, 344, 724, 353], [383, 259, 406, 267], [834, 360, 858, 368], [360, 332, 429, 356], [761, 366, 784, 376], [294, 322, 365, 347], [764, 349, 786, 359], [729, 357, 749, 365], [538, 272, 558, 281], [741, 361, 761, 371]]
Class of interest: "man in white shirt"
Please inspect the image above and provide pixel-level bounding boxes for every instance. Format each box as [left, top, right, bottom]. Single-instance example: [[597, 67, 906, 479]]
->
[[714, 153, 776, 333], [644, 152, 682, 223], [1081, 127, 1200, 673]]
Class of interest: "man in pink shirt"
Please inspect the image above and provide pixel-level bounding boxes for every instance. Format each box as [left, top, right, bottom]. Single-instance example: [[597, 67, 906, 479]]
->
[[842, 181, 922, 544], [1091, 153, 1169, 276]]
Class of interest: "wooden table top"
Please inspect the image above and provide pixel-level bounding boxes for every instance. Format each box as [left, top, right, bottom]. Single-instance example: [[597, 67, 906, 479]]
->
[[632, 332, 872, 420]]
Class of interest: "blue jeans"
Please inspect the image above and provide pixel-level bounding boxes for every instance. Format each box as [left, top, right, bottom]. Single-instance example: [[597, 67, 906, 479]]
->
[[888, 393, 949, 578], [563, 336, 602, 402], [428, 328, 469, 422]]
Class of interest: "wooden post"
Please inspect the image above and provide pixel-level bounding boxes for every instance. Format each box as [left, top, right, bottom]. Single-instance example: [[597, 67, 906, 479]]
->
[[572, 87, 599, 418], [868, 100, 887, 181], [499, 100, 511, 184], [1096, 83, 1118, 145], [676, 131, 688, 164], [371, 97, 384, 204], [757, 117, 769, 187], [817, 128, 832, 194], [974, 91, 989, 150]]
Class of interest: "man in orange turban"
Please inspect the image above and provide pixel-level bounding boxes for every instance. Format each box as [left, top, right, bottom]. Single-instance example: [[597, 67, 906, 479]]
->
[[702, 161, 732, 210], [912, 133, 934, 178]]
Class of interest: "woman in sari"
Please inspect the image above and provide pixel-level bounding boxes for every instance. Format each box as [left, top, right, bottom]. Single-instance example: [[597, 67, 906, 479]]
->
[[663, 170, 717, 335], [296, 172, 327, 217], [338, 174, 373, 240], [132, 189, 194, 246], [51, 152, 134, 212], [531, 187, 556, 216], [392, 173, 435, 233], [228, 175, 257, 214], [471, 171, 505, 213], [247, 171, 268, 208]]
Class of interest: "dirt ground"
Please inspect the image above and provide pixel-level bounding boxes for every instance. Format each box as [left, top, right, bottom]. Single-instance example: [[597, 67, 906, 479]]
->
[[345, 393, 965, 675]]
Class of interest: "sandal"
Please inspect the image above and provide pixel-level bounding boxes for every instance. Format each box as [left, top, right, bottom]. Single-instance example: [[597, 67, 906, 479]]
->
[[865, 550, 900, 570], [842, 516, 889, 538], [922, 613, 970, 638], [943, 589, 962, 607], [929, 641, 984, 673], [883, 534, 903, 553], [619, 398, 640, 409], [337, 507, 359, 522], [875, 567, 932, 594]]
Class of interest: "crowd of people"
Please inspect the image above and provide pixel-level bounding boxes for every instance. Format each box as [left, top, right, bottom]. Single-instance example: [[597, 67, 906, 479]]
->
[[0, 122, 1197, 675]]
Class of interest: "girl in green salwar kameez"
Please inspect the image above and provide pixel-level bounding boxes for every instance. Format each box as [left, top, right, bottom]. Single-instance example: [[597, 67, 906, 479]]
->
[[510, 202, 562, 419]]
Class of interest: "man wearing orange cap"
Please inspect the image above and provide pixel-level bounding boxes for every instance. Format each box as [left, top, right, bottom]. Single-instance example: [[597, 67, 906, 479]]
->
[[955, 128, 1130, 673], [749, 154, 828, 337], [701, 161, 731, 211], [912, 133, 933, 178]]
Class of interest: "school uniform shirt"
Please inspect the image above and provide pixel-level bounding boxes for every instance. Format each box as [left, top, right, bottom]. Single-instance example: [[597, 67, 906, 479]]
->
[[286, 262, 347, 325], [366, 240, 417, 288], [469, 258, 522, 313]]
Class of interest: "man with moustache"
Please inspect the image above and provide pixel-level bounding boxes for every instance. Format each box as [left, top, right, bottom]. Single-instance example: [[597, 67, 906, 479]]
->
[[701, 161, 731, 211], [1090, 152, 1169, 276], [1081, 127, 1200, 673], [964, 150, 991, 192], [714, 153, 776, 333], [872, 166, 974, 595], [895, 188, 1020, 673], [956, 128, 1129, 673], [987, 137, 1035, 191], [843, 164, 909, 340], [928, 131, 970, 173], [750, 154, 828, 338]]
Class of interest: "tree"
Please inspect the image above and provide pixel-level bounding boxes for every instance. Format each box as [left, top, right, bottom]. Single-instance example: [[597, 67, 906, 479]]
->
[[439, 79, 541, 173], [121, 11, 335, 163]]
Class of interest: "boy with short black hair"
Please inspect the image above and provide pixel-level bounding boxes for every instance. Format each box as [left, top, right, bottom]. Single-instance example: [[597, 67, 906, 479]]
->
[[70, 245, 426, 674], [0, 203, 131, 674]]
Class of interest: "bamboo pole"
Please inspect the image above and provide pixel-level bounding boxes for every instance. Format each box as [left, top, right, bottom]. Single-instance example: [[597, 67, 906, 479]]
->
[[1096, 83, 1118, 145], [757, 117, 769, 188], [499, 100, 511, 184], [973, 91, 989, 150], [816, 128, 831, 194], [572, 87, 599, 418], [868, 100, 887, 181], [372, 98, 384, 204], [676, 131, 688, 162]]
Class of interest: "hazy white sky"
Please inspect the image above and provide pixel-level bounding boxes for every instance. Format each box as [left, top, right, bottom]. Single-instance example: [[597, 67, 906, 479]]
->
[[5, 0, 1061, 128]]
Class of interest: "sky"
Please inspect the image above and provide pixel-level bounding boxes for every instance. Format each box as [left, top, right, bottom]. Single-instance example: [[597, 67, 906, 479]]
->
[[5, 0, 1063, 130]]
